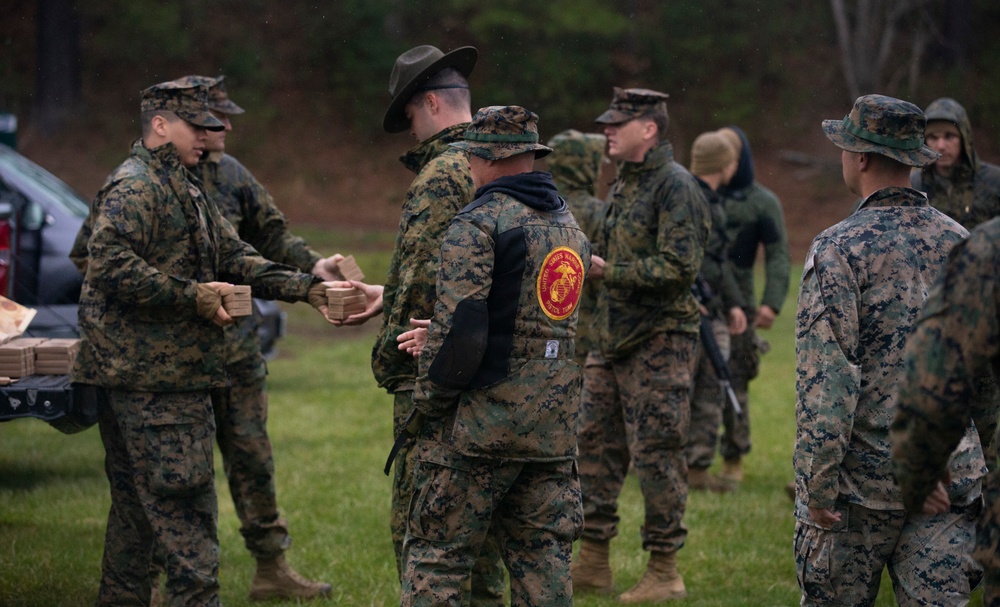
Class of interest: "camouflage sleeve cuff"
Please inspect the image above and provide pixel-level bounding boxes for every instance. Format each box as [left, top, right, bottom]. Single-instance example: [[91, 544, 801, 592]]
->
[[603, 263, 624, 285]]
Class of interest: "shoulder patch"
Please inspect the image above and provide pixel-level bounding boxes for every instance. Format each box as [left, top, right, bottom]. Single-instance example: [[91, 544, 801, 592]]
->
[[536, 246, 585, 320]]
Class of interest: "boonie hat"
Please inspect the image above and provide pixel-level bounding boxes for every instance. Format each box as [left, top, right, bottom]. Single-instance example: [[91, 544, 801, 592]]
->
[[822, 94, 939, 167], [450, 105, 552, 161], [140, 78, 225, 131], [383, 45, 478, 133], [595, 87, 669, 125], [207, 75, 245, 115]]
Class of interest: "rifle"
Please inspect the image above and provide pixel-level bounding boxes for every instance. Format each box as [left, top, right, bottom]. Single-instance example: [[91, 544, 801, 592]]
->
[[691, 276, 742, 417]]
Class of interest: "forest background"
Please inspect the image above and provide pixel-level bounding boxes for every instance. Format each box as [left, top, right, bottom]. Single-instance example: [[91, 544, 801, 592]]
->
[[3, 0, 1000, 259]]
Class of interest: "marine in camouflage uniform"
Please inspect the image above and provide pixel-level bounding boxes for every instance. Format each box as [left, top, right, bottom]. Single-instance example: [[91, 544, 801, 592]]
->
[[72, 79, 328, 607], [911, 97, 1000, 229], [377, 45, 505, 604], [573, 87, 710, 603], [546, 129, 608, 364], [715, 126, 791, 481], [891, 217, 1000, 605], [684, 131, 748, 490], [794, 94, 984, 606], [403, 106, 589, 607]]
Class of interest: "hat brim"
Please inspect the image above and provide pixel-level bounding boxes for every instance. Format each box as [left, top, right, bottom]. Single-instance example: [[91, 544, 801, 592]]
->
[[594, 108, 635, 125], [177, 108, 226, 132], [822, 119, 939, 167], [451, 140, 551, 161], [209, 99, 245, 115], [383, 46, 478, 134]]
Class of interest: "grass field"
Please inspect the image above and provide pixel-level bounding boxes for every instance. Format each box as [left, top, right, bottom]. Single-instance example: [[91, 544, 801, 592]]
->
[[0, 228, 981, 606]]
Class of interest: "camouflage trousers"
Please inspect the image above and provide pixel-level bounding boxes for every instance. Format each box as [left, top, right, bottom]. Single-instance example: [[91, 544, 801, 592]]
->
[[976, 470, 1000, 606], [686, 316, 731, 470], [392, 391, 506, 606], [401, 440, 582, 607], [721, 327, 760, 461], [794, 501, 982, 606], [96, 389, 220, 607], [577, 331, 697, 553]]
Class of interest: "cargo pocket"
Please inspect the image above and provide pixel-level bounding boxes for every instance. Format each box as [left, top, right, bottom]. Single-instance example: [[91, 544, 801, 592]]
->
[[793, 517, 840, 603], [145, 413, 214, 497], [407, 447, 476, 545]]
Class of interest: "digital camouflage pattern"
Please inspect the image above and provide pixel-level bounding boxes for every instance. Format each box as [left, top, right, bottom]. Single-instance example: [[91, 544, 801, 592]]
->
[[205, 75, 245, 115], [594, 141, 710, 359], [451, 105, 552, 160], [821, 94, 940, 168], [372, 123, 474, 394], [72, 140, 316, 391], [911, 97, 1000, 229], [794, 186, 980, 513], [595, 87, 670, 126], [140, 78, 224, 131], [547, 129, 608, 361], [890, 217, 1000, 604], [578, 331, 698, 553], [406, 166, 588, 606]]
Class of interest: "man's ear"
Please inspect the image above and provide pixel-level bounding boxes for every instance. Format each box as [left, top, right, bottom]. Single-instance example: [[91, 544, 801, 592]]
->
[[150, 114, 169, 137], [642, 120, 658, 142], [425, 92, 440, 115]]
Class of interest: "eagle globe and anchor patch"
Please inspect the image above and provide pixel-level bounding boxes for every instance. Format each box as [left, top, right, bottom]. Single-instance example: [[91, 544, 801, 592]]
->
[[536, 246, 585, 321]]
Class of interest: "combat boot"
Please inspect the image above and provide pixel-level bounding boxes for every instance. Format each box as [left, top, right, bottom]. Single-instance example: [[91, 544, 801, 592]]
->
[[719, 457, 744, 483], [688, 467, 734, 493], [571, 539, 614, 594], [249, 555, 332, 601], [618, 551, 686, 603]]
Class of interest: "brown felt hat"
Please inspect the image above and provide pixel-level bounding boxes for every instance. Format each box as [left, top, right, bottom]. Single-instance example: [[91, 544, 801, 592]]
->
[[383, 45, 478, 133]]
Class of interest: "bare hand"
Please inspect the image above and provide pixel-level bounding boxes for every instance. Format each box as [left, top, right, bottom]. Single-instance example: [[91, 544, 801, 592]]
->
[[728, 306, 748, 335], [328, 280, 385, 326], [807, 507, 841, 529], [754, 305, 778, 329], [312, 254, 346, 281], [588, 255, 606, 280], [922, 481, 951, 515], [397, 318, 430, 357]]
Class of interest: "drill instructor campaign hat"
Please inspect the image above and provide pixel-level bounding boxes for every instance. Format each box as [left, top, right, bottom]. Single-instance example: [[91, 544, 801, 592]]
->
[[383, 45, 478, 134], [822, 94, 940, 167], [140, 77, 225, 131], [450, 105, 552, 161]]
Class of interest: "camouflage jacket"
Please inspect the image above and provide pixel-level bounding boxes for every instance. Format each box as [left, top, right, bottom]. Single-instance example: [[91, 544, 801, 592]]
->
[[549, 137, 607, 357], [694, 177, 746, 315], [415, 171, 590, 461], [911, 98, 1000, 229], [372, 123, 473, 393], [794, 186, 981, 513], [72, 140, 316, 391], [194, 152, 323, 377], [891, 217, 1000, 512], [720, 182, 790, 315], [595, 141, 709, 359]]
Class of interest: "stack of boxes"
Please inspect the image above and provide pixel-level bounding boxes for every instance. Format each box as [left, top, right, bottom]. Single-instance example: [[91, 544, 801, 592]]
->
[[0, 337, 82, 378], [221, 285, 253, 317], [326, 288, 368, 321], [336, 255, 365, 282], [0, 339, 38, 378]]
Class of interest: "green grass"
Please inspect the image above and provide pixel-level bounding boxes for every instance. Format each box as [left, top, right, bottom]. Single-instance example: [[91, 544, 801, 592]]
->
[[0, 250, 983, 606]]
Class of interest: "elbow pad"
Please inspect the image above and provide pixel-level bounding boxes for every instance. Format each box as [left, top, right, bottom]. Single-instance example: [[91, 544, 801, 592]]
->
[[428, 298, 488, 390]]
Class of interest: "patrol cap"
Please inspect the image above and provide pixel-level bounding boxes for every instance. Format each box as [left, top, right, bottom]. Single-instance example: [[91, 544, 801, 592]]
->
[[207, 75, 245, 115], [595, 87, 670, 125], [546, 129, 606, 180], [822, 94, 939, 167], [140, 77, 225, 131], [450, 105, 552, 160], [383, 45, 478, 133]]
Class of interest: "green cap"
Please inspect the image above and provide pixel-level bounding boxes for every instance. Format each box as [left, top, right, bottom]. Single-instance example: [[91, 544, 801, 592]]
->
[[822, 94, 939, 167], [140, 77, 225, 131], [450, 105, 552, 160], [595, 87, 669, 125], [207, 75, 245, 115]]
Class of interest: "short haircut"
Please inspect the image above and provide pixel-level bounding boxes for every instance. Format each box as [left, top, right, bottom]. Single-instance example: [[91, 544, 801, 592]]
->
[[868, 151, 911, 176], [640, 110, 670, 142], [409, 68, 471, 113], [140, 110, 179, 137]]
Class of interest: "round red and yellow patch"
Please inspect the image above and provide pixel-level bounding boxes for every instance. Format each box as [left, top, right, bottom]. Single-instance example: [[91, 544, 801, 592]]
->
[[536, 246, 585, 320]]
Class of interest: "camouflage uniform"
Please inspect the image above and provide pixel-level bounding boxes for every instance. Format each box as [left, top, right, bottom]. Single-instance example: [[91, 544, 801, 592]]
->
[[717, 126, 791, 464], [546, 129, 608, 364], [794, 95, 984, 606], [404, 106, 588, 607], [911, 97, 1000, 229], [891, 217, 1000, 605], [378, 45, 505, 604], [687, 175, 746, 472], [74, 80, 321, 607], [578, 89, 710, 560]]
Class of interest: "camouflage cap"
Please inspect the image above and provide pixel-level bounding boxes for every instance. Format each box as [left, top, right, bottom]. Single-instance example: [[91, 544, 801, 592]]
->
[[450, 105, 552, 160], [206, 75, 245, 115], [595, 87, 670, 125], [140, 77, 225, 131], [546, 129, 606, 177], [822, 94, 939, 167]]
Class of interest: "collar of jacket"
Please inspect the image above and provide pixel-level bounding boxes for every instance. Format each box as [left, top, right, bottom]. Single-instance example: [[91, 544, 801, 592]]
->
[[617, 140, 674, 177], [399, 122, 469, 174], [857, 186, 929, 210]]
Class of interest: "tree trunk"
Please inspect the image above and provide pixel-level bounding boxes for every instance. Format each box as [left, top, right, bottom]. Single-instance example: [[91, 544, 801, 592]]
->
[[35, 0, 82, 135]]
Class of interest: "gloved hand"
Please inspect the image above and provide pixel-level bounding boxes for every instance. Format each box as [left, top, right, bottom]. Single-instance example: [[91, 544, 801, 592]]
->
[[196, 283, 224, 320], [307, 281, 329, 311]]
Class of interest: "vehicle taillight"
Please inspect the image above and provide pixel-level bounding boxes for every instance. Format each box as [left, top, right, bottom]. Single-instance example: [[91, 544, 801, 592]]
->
[[0, 219, 10, 297]]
